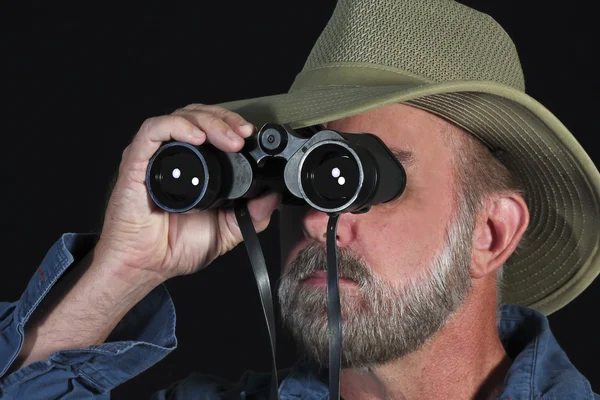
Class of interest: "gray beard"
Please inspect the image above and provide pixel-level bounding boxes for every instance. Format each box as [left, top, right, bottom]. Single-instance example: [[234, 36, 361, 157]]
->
[[277, 203, 474, 370]]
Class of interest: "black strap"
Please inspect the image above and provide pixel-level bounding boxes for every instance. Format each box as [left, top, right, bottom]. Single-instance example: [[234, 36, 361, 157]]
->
[[234, 200, 342, 400], [235, 202, 279, 400], [326, 214, 342, 400]]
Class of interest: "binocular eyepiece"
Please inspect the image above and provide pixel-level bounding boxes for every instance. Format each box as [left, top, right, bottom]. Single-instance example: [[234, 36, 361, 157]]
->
[[146, 124, 406, 215]]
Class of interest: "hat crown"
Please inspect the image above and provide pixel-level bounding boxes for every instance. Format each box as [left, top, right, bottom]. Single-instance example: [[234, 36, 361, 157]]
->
[[292, 0, 525, 91]]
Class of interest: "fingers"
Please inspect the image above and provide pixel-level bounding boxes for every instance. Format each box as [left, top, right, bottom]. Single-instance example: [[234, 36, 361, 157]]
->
[[187, 104, 255, 138], [122, 104, 254, 175], [172, 104, 255, 153], [123, 115, 207, 168]]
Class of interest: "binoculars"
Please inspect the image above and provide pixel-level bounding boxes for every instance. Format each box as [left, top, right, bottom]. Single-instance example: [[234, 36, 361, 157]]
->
[[145, 123, 407, 215]]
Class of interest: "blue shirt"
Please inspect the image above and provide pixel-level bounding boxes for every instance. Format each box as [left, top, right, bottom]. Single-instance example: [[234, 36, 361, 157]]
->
[[0, 232, 598, 399]]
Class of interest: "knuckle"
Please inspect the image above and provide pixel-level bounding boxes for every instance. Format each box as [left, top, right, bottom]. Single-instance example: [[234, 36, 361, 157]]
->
[[164, 114, 184, 125], [172, 104, 204, 115], [206, 116, 228, 132], [139, 115, 187, 136], [183, 103, 204, 110], [160, 114, 186, 130], [139, 117, 157, 132], [171, 103, 204, 115], [221, 110, 241, 122], [220, 211, 241, 255], [204, 104, 231, 117], [121, 144, 131, 158]]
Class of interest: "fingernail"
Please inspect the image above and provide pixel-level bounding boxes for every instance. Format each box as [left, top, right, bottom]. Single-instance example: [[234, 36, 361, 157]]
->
[[238, 123, 254, 137], [238, 120, 254, 137], [193, 128, 204, 137], [227, 130, 244, 144]]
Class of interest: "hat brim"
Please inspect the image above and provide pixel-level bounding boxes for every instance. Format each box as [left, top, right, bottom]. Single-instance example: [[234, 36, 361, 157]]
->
[[217, 81, 600, 316]]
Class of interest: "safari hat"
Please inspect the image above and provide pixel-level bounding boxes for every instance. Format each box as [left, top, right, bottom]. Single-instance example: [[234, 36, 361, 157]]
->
[[217, 0, 600, 315]]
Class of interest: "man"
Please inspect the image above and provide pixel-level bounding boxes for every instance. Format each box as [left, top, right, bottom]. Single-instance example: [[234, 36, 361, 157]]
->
[[1, 0, 599, 399]]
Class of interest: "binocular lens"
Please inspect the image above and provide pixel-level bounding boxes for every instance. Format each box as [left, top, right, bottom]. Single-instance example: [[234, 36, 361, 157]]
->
[[300, 142, 363, 212], [147, 143, 209, 212], [310, 155, 359, 201]]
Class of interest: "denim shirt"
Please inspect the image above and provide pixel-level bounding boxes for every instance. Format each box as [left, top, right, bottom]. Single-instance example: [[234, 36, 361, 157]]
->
[[0, 232, 598, 399]]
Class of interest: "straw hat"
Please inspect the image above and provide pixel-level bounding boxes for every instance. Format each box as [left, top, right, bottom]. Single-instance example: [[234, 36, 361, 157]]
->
[[217, 0, 600, 315]]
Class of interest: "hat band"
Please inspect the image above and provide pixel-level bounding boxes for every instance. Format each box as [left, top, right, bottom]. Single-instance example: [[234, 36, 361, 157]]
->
[[289, 62, 433, 92]]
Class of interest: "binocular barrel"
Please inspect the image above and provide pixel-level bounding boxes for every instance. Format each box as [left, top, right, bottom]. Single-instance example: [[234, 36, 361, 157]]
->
[[146, 124, 406, 215]]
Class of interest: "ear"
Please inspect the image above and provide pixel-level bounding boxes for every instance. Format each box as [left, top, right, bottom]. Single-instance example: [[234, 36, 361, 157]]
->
[[470, 193, 530, 279]]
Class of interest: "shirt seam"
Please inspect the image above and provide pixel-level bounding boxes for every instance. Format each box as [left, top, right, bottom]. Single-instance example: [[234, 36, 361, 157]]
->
[[530, 321, 540, 400], [72, 364, 111, 393], [20, 240, 72, 328]]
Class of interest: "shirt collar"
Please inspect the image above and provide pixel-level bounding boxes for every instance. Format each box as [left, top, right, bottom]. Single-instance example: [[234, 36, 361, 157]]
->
[[496, 304, 594, 400], [277, 304, 594, 400]]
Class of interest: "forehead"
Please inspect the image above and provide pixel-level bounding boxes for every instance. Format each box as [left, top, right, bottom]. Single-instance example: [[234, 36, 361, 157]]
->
[[325, 103, 452, 155]]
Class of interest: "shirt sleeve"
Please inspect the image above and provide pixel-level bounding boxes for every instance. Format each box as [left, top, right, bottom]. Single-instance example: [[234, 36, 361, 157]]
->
[[0, 232, 178, 399]]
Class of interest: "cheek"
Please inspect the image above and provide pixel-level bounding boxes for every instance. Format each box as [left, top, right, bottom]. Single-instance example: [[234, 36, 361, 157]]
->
[[355, 191, 453, 281]]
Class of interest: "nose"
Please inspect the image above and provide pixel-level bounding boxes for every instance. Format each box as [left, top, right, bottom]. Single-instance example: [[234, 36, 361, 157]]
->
[[302, 208, 358, 247]]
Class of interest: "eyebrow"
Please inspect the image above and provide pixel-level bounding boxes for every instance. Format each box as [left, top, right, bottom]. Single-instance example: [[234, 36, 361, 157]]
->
[[389, 147, 416, 167]]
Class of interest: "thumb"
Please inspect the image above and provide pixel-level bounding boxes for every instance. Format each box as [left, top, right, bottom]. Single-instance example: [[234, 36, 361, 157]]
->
[[246, 191, 282, 226], [218, 192, 282, 253]]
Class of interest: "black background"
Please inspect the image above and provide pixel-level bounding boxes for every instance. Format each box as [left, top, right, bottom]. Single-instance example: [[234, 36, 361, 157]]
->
[[2, 1, 599, 398]]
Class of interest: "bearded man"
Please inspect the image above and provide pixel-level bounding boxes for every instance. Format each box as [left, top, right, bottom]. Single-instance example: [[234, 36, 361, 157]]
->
[[1, 0, 599, 399]]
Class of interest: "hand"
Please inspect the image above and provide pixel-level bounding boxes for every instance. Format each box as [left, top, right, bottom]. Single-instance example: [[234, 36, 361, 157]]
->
[[96, 104, 282, 284]]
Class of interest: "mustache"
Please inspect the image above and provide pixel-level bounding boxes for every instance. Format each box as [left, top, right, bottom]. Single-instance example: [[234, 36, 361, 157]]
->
[[284, 243, 372, 286]]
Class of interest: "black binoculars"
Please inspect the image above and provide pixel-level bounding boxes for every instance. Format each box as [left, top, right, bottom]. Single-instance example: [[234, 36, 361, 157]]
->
[[145, 123, 407, 215]]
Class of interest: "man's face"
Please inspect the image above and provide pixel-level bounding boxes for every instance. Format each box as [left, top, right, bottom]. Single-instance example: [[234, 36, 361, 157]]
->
[[277, 103, 475, 369]]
